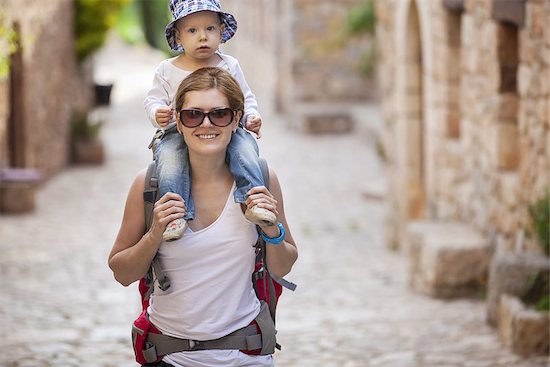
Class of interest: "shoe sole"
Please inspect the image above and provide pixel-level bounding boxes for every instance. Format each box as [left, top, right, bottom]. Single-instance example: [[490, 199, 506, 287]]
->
[[244, 211, 276, 227], [162, 220, 187, 242]]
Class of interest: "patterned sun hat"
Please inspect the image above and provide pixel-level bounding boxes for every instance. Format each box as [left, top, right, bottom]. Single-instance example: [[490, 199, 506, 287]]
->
[[165, 0, 238, 52]]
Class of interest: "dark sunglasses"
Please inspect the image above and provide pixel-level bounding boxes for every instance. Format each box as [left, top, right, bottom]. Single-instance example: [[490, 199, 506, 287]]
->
[[178, 108, 236, 128]]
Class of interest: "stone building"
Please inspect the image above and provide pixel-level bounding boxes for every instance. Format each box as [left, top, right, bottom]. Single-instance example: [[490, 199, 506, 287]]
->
[[0, 0, 87, 180], [376, 0, 549, 354], [222, 0, 375, 133]]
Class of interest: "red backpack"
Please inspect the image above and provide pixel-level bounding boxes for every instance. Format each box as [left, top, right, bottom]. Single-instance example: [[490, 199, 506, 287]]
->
[[132, 157, 296, 364]]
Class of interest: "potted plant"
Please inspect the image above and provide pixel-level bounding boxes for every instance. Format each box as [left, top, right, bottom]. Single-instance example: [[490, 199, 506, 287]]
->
[[70, 112, 105, 165]]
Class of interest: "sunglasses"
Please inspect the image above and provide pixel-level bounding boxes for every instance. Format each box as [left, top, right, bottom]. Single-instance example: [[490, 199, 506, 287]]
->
[[178, 108, 236, 128]]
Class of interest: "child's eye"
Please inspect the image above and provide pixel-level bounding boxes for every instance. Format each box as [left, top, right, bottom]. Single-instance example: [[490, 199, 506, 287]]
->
[[187, 28, 196, 34], [207, 26, 216, 31]]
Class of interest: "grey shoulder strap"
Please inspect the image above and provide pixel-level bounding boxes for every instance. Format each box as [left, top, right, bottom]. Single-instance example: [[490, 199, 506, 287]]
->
[[143, 160, 170, 293], [143, 161, 158, 232], [259, 157, 269, 189]]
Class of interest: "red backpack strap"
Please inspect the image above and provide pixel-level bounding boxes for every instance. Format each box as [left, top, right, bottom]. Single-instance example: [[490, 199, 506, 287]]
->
[[254, 159, 297, 316]]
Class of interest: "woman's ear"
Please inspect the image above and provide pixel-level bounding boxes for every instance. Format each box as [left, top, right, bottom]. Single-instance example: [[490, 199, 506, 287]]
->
[[175, 112, 183, 134], [232, 111, 242, 133]]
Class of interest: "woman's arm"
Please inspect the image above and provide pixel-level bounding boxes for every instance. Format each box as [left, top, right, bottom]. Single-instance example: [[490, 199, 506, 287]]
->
[[246, 168, 298, 278], [108, 169, 186, 286]]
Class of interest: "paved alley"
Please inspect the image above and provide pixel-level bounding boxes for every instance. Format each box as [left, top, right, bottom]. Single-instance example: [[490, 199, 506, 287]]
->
[[0, 36, 548, 367]]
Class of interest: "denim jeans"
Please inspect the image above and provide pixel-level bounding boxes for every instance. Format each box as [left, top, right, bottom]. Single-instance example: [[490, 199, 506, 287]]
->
[[154, 125, 263, 221]]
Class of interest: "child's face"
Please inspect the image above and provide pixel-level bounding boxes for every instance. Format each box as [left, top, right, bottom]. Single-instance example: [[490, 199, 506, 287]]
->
[[176, 11, 224, 59]]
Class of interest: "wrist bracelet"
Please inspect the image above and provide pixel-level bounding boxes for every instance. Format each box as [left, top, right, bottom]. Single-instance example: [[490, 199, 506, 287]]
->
[[261, 222, 285, 245]]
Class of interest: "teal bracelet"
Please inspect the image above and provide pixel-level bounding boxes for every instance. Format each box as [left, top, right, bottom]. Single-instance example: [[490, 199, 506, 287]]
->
[[261, 222, 285, 245]]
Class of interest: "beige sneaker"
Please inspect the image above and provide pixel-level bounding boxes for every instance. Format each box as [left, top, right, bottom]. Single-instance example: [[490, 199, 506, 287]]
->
[[163, 218, 188, 242], [244, 205, 277, 227]]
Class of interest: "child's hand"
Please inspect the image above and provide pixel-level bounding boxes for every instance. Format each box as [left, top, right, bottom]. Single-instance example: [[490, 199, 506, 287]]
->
[[246, 115, 262, 139], [155, 106, 173, 127]]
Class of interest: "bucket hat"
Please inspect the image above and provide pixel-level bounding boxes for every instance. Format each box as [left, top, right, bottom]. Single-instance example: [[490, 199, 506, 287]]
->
[[165, 0, 238, 52]]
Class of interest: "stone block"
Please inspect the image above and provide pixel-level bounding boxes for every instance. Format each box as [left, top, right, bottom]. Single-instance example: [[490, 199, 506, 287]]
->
[[496, 93, 518, 122], [0, 168, 41, 214], [293, 103, 355, 134], [499, 294, 550, 356], [491, 122, 518, 170], [491, 0, 525, 27], [446, 111, 461, 138], [407, 221, 490, 298], [486, 251, 550, 325]]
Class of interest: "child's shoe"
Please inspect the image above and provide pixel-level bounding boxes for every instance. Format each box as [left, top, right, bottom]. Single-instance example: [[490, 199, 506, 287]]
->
[[163, 218, 187, 242], [245, 205, 277, 227]]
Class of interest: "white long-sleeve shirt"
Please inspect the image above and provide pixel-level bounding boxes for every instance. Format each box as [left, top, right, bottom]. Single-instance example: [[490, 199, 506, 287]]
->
[[144, 52, 260, 129]]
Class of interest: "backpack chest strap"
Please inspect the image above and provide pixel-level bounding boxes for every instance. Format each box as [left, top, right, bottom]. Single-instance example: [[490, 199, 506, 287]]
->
[[144, 302, 277, 359], [147, 324, 261, 355]]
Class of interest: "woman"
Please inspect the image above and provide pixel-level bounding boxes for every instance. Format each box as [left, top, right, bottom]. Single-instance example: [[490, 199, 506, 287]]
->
[[108, 67, 298, 367]]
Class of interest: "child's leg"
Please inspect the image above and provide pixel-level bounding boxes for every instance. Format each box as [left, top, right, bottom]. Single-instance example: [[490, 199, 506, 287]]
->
[[227, 127, 276, 226], [226, 127, 262, 202], [154, 127, 195, 221]]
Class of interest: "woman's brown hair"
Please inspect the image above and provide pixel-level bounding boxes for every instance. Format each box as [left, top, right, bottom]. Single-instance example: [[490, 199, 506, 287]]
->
[[174, 67, 244, 113]]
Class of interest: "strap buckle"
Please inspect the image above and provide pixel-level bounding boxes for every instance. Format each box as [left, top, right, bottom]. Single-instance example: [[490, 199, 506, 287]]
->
[[148, 129, 165, 150], [188, 339, 200, 350]]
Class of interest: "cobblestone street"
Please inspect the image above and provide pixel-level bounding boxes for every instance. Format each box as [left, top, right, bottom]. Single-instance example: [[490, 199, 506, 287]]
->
[[0, 37, 548, 367]]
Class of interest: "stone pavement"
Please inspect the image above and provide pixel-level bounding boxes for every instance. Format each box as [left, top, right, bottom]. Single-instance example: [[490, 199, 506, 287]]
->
[[0, 36, 548, 367]]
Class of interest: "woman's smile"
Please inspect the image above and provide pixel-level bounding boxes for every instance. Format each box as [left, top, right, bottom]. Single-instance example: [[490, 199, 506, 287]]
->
[[196, 133, 219, 140]]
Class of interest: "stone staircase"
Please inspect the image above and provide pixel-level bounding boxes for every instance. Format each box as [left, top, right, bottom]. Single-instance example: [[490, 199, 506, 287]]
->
[[406, 220, 491, 298]]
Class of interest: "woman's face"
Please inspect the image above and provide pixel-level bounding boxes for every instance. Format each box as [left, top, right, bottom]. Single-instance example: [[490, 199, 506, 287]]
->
[[176, 88, 240, 157]]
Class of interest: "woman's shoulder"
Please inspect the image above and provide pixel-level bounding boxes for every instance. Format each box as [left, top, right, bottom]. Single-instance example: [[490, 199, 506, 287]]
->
[[127, 168, 148, 199]]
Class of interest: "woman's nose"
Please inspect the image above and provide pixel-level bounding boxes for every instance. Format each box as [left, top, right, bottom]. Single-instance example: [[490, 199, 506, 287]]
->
[[200, 114, 212, 126]]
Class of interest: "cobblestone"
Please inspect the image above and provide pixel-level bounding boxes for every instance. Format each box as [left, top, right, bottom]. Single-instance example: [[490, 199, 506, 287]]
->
[[0, 36, 548, 366]]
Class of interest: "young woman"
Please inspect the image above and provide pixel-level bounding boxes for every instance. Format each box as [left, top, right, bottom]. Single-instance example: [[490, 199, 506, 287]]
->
[[109, 67, 298, 367]]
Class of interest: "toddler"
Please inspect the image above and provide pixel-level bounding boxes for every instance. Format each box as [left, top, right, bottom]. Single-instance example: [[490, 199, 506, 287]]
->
[[145, 0, 275, 241]]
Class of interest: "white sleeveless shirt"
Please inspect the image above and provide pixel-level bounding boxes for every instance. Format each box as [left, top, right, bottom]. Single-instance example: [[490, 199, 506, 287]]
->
[[148, 183, 274, 366]]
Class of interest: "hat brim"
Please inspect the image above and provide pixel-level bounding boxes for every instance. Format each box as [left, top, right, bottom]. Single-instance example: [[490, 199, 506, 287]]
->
[[165, 11, 237, 52]]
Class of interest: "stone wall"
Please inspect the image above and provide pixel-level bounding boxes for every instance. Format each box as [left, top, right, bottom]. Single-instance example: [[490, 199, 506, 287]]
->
[[223, 0, 375, 132], [376, 0, 549, 254], [0, 0, 88, 178]]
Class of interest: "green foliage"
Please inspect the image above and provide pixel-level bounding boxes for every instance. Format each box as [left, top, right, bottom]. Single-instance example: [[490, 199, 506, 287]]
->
[[116, 0, 146, 45], [137, 0, 173, 55], [535, 294, 549, 312], [344, 0, 376, 36], [0, 10, 18, 81], [524, 271, 550, 312], [71, 113, 102, 140], [342, 0, 377, 78], [358, 44, 376, 76], [528, 190, 550, 256], [74, 0, 129, 61]]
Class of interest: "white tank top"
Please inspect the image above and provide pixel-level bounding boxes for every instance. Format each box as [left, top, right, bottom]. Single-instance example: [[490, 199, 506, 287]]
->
[[149, 183, 262, 340], [149, 183, 274, 367]]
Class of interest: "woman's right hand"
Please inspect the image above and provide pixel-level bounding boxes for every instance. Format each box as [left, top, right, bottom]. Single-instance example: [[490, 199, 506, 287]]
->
[[149, 192, 186, 240]]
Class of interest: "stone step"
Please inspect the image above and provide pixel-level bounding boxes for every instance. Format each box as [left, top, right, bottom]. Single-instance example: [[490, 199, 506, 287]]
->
[[407, 220, 490, 298]]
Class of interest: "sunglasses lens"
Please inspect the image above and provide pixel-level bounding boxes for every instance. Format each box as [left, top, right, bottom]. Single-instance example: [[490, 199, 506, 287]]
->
[[209, 108, 233, 126], [180, 109, 204, 127], [179, 108, 234, 127]]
